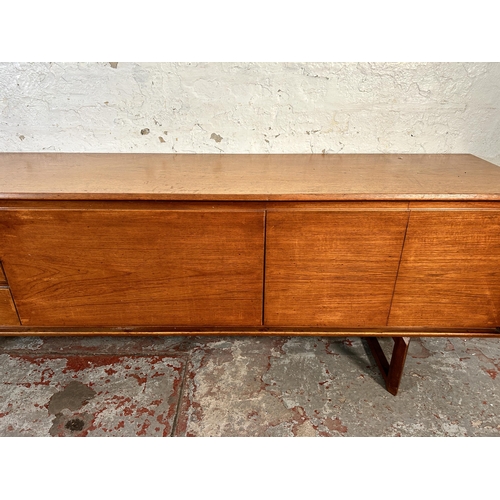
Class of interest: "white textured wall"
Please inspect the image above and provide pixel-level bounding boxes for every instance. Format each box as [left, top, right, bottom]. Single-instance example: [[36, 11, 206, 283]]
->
[[1, 62, 499, 165]]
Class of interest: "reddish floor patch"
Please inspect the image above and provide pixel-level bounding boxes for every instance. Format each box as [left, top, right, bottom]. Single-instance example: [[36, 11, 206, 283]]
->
[[0, 353, 185, 436], [324, 417, 348, 434]]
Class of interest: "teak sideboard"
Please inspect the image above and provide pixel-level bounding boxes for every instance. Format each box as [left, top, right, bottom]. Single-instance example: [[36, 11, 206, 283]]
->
[[1, 153, 500, 395]]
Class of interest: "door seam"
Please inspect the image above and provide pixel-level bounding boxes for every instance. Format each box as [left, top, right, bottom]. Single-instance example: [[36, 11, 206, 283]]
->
[[386, 209, 411, 326]]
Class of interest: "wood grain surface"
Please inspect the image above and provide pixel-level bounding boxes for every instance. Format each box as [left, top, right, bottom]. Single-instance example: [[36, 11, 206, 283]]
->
[[264, 209, 409, 327], [389, 210, 500, 328], [1, 153, 499, 201], [1, 327, 499, 337], [0, 288, 20, 325], [0, 263, 6, 286], [0, 208, 265, 327]]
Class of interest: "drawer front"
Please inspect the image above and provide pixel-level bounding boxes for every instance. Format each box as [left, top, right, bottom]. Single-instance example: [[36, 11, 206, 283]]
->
[[264, 209, 409, 327], [0, 208, 265, 327], [0, 288, 20, 326], [389, 210, 500, 328]]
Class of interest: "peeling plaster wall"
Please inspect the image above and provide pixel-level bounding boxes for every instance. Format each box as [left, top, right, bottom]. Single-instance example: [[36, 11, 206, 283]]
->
[[1, 62, 499, 165]]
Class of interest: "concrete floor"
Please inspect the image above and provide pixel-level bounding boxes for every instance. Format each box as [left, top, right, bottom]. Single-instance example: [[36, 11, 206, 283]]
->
[[0, 334, 499, 436]]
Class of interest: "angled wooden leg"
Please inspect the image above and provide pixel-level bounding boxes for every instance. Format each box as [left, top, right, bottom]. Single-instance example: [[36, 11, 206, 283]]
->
[[366, 336, 411, 395]]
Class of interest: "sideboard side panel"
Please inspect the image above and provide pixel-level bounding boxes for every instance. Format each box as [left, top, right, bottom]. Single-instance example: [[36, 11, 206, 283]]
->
[[0, 208, 265, 327], [388, 209, 500, 328]]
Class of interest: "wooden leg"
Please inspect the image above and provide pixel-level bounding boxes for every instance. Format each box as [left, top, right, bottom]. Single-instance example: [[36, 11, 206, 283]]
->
[[366, 336, 411, 396]]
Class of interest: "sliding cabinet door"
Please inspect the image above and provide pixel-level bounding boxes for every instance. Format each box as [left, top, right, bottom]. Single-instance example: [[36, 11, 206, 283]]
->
[[389, 206, 500, 328], [265, 204, 409, 327], [0, 204, 265, 327]]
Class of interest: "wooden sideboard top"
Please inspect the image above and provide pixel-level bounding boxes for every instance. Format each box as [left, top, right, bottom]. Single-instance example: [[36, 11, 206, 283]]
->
[[0, 153, 499, 201]]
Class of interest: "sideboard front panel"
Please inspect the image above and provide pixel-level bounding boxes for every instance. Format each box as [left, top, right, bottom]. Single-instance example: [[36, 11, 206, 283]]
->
[[264, 208, 409, 327], [389, 209, 500, 328], [0, 208, 265, 327]]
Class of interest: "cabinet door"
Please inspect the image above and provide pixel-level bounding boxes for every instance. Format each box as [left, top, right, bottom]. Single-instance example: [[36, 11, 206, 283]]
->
[[0, 207, 265, 327], [388, 209, 500, 328], [264, 207, 409, 327]]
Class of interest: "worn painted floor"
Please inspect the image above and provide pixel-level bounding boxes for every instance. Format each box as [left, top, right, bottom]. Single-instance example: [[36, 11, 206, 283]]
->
[[0, 335, 499, 436]]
